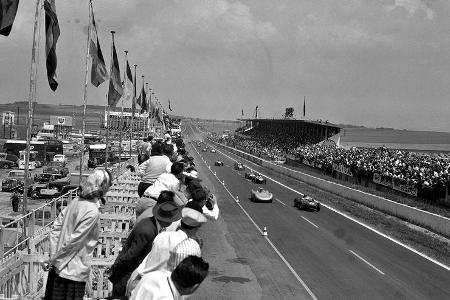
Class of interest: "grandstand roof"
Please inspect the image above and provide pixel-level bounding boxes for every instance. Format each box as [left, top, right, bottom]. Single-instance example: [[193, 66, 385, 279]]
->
[[239, 118, 341, 129]]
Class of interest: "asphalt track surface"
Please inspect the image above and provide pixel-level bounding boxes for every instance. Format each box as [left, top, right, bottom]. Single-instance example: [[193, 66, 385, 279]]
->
[[186, 123, 450, 300]]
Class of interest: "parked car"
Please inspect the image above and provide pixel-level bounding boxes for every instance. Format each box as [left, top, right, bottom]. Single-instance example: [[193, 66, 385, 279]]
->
[[53, 154, 68, 165], [1, 170, 33, 195], [294, 195, 320, 211], [0, 153, 18, 169], [44, 162, 69, 177], [214, 160, 224, 166], [34, 173, 63, 184], [250, 187, 273, 203]]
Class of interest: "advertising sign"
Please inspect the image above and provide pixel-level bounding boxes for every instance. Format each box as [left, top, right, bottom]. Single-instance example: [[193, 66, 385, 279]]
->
[[2, 111, 14, 126], [50, 116, 73, 126]]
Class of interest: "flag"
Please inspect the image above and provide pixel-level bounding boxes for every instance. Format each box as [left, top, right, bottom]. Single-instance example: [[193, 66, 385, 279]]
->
[[122, 60, 133, 102], [168, 99, 173, 111], [107, 37, 123, 107], [0, 0, 19, 36], [137, 81, 147, 113], [255, 105, 258, 118], [241, 109, 244, 116], [89, 5, 108, 87], [44, 0, 60, 91], [303, 96, 306, 117]]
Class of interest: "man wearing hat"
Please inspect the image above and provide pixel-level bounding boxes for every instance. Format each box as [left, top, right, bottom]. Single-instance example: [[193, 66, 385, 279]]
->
[[126, 202, 207, 297], [130, 242, 209, 300], [109, 200, 182, 297]]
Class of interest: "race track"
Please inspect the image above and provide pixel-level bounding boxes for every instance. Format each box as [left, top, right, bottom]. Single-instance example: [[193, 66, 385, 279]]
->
[[186, 122, 450, 300]]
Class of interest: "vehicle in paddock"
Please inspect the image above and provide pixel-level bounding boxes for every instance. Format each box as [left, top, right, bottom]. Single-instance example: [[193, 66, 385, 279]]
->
[[244, 171, 256, 180], [53, 154, 68, 165], [30, 181, 74, 199], [251, 187, 273, 203], [211, 148, 216, 153], [252, 174, 267, 184], [1, 170, 34, 192], [234, 162, 245, 170], [34, 173, 63, 184], [44, 162, 70, 177], [214, 160, 224, 166], [0, 153, 18, 169], [294, 195, 320, 211]]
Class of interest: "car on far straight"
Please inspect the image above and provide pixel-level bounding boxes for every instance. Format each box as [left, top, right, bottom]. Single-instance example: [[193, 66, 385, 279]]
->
[[234, 162, 245, 171], [210, 148, 216, 153], [294, 195, 320, 211], [202, 147, 208, 152], [53, 154, 68, 165], [214, 160, 224, 166], [251, 187, 273, 203], [252, 174, 267, 184], [244, 171, 256, 180]]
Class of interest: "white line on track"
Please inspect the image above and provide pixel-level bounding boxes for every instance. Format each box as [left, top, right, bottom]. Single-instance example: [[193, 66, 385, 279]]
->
[[188, 134, 318, 300], [301, 216, 319, 229], [274, 198, 287, 206], [349, 250, 385, 275], [206, 139, 450, 272]]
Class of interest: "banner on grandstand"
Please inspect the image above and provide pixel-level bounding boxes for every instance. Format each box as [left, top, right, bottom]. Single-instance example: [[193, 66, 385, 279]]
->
[[303, 158, 314, 167], [332, 163, 353, 177], [373, 173, 393, 188]]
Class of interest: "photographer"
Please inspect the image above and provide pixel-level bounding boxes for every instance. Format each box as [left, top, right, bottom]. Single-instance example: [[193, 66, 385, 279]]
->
[[189, 188, 219, 221]]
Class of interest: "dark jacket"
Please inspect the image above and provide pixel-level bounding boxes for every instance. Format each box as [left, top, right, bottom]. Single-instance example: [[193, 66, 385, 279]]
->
[[109, 216, 158, 296]]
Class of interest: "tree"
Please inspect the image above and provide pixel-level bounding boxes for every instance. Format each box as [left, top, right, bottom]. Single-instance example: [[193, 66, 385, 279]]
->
[[284, 107, 294, 118]]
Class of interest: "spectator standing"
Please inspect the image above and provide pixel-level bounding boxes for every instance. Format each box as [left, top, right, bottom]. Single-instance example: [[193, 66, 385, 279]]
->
[[109, 200, 182, 297], [137, 143, 173, 197], [44, 169, 112, 300], [130, 251, 209, 300], [126, 202, 207, 296]]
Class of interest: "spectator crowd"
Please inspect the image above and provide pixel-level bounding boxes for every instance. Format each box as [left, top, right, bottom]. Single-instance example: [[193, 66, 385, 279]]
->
[[45, 131, 219, 300], [219, 127, 450, 194]]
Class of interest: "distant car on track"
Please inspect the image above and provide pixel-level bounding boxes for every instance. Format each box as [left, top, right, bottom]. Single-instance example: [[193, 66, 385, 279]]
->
[[244, 171, 256, 180], [211, 149, 216, 153], [202, 148, 208, 152], [294, 195, 320, 211], [251, 187, 273, 203], [252, 174, 267, 184], [214, 160, 224, 166], [234, 162, 245, 170]]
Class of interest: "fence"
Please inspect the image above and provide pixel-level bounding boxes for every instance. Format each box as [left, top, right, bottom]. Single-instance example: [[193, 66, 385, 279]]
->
[[0, 157, 139, 299]]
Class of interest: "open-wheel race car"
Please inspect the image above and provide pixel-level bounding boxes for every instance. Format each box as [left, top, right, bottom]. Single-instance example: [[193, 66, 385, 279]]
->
[[294, 195, 320, 211], [252, 174, 267, 184], [251, 187, 273, 203], [244, 171, 256, 180], [234, 162, 245, 171], [202, 148, 208, 152], [214, 160, 224, 166], [211, 148, 216, 153]]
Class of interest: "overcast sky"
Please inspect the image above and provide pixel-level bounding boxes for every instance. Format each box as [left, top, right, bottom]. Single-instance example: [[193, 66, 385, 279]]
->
[[0, 0, 449, 131]]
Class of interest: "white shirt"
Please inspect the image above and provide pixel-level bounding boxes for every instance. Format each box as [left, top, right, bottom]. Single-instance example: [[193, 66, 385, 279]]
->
[[130, 270, 183, 300], [138, 155, 172, 184], [202, 203, 219, 221], [144, 173, 180, 198]]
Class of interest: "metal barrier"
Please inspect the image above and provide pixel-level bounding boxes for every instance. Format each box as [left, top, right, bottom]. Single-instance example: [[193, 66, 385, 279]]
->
[[0, 157, 139, 299]]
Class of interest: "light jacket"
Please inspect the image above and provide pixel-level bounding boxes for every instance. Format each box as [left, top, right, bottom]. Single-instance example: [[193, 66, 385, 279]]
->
[[49, 197, 100, 282]]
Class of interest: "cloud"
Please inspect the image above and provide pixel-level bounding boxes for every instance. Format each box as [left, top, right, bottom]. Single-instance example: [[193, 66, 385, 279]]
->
[[386, 0, 435, 19]]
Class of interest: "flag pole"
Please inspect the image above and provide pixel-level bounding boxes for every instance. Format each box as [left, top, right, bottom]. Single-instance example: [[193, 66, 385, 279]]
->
[[140, 75, 144, 139], [145, 82, 149, 138], [118, 50, 128, 161], [79, 0, 93, 179], [130, 64, 137, 159], [105, 30, 116, 169], [23, 0, 42, 223]]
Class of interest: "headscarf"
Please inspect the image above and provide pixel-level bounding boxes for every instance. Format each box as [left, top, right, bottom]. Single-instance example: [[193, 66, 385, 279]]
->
[[80, 169, 112, 200]]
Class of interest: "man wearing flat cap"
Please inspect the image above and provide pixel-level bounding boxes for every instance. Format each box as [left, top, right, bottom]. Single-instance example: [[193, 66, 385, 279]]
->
[[109, 198, 182, 297]]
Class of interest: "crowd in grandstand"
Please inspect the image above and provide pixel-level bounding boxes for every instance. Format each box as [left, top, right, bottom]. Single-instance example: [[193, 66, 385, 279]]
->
[[224, 128, 450, 193], [45, 131, 217, 300]]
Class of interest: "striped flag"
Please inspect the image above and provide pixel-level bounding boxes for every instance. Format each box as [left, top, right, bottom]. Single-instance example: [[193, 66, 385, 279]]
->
[[107, 36, 123, 107], [122, 60, 133, 103], [44, 0, 60, 91], [0, 0, 19, 36], [89, 5, 108, 87]]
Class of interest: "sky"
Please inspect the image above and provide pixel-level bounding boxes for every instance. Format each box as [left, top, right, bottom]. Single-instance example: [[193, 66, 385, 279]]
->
[[0, 0, 449, 131]]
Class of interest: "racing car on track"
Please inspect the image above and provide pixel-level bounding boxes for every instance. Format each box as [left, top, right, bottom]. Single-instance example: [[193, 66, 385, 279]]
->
[[244, 171, 256, 180], [202, 148, 208, 152], [210, 148, 216, 153], [234, 162, 245, 170], [214, 160, 224, 166], [251, 187, 273, 203], [294, 195, 320, 211], [252, 173, 267, 184]]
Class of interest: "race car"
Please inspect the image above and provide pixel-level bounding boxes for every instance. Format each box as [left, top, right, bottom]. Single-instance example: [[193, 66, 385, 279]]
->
[[234, 162, 245, 170], [244, 171, 256, 180], [252, 174, 267, 184], [251, 187, 273, 203], [214, 160, 224, 166], [211, 149, 216, 153], [294, 195, 320, 211], [202, 148, 208, 152]]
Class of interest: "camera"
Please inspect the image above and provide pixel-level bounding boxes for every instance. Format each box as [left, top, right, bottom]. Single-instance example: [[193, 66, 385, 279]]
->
[[205, 194, 214, 210]]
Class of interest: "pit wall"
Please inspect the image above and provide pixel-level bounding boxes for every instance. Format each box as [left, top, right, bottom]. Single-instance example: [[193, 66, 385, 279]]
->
[[211, 141, 450, 237]]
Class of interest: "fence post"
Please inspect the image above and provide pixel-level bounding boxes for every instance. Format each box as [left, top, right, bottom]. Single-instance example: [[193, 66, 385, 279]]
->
[[0, 225, 4, 259]]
